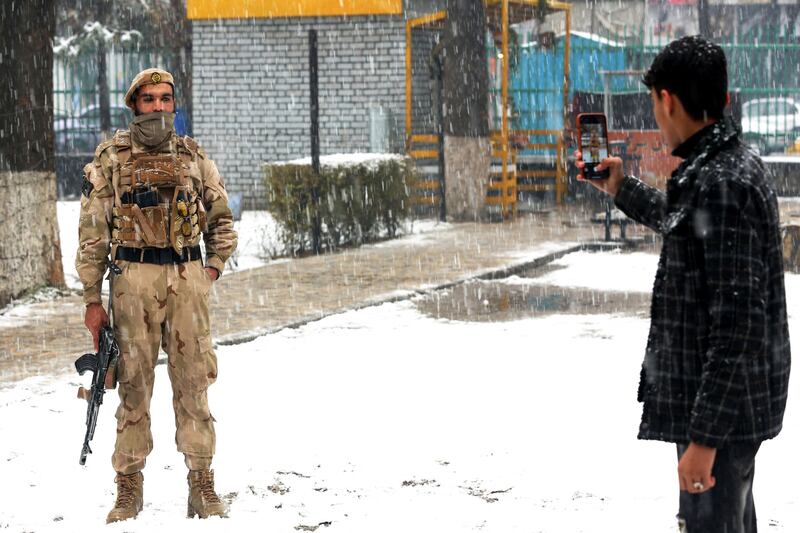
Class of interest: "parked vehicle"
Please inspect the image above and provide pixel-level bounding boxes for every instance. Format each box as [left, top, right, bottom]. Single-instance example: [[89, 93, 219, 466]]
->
[[741, 96, 800, 154], [54, 104, 133, 153]]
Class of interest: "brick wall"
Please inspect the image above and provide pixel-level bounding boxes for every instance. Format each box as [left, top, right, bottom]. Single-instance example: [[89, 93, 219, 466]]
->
[[193, 16, 407, 209]]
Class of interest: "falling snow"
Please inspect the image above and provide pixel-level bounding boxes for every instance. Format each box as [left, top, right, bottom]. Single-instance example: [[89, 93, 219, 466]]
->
[[3, 2, 800, 532]]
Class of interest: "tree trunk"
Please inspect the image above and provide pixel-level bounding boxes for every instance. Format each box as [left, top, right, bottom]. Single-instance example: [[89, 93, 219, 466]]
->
[[170, 0, 193, 135], [0, 0, 63, 307], [442, 0, 489, 137], [97, 0, 112, 139], [441, 0, 491, 221]]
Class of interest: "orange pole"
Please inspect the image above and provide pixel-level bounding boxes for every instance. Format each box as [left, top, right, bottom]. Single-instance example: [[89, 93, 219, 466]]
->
[[410, 11, 446, 27]]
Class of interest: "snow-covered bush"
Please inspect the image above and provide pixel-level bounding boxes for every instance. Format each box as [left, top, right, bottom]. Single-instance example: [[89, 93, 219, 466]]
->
[[264, 154, 413, 255]]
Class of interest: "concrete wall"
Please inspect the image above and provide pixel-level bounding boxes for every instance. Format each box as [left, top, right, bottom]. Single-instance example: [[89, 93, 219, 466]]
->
[[0, 172, 63, 307], [192, 16, 407, 209]]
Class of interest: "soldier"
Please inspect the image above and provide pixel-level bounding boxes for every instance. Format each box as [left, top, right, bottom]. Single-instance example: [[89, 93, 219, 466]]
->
[[76, 68, 238, 523]]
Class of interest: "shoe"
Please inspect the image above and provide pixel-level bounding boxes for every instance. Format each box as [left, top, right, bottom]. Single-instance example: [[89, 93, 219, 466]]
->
[[187, 469, 227, 519], [106, 471, 143, 523]]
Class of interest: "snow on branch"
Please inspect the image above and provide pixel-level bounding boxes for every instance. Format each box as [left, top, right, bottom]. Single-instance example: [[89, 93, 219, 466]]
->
[[53, 22, 143, 58]]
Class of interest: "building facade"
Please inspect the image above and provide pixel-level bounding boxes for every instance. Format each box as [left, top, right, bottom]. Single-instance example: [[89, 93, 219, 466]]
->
[[189, 0, 410, 209]]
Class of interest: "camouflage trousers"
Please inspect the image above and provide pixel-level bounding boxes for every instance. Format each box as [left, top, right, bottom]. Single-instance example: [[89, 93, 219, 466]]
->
[[111, 259, 217, 475]]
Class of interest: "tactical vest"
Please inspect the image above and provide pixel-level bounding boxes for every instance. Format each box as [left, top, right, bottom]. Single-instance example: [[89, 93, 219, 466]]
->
[[109, 132, 207, 255]]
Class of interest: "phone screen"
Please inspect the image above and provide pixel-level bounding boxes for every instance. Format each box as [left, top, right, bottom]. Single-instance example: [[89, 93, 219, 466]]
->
[[578, 114, 610, 179]]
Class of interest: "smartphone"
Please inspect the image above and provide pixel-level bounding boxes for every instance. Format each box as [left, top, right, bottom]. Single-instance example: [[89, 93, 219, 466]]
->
[[576, 113, 610, 180]]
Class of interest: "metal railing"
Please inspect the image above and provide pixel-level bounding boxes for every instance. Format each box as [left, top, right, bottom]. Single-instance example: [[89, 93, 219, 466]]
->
[[492, 26, 800, 159], [53, 48, 174, 154]]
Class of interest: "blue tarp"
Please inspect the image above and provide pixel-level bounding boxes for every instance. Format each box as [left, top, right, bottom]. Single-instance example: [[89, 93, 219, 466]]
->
[[508, 31, 627, 134]]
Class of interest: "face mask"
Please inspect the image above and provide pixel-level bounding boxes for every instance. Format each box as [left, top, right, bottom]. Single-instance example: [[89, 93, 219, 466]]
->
[[130, 112, 175, 148]]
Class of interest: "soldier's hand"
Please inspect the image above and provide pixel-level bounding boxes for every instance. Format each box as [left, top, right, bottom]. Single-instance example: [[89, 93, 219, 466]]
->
[[84, 303, 109, 351], [204, 267, 219, 281]]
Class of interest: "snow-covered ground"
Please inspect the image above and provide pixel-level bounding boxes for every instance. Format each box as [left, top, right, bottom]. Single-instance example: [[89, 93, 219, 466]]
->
[[56, 200, 82, 290], [503, 249, 659, 293], [1, 251, 798, 532]]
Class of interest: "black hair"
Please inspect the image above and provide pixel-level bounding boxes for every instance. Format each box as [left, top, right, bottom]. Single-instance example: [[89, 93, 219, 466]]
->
[[642, 35, 727, 122]]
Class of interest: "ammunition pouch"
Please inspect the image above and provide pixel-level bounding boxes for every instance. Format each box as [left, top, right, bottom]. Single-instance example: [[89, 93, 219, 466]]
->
[[112, 147, 207, 252], [169, 186, 207, 255], [131, 155, 186, 188], [113, 203, 169, 248]]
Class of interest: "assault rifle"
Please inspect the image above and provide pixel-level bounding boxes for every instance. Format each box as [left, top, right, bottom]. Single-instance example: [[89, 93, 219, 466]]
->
[[75, 262, 122, 465]]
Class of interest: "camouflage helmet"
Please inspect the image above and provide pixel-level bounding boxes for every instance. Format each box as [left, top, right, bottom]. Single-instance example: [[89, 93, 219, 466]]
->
[[124, 68, 175, 109]]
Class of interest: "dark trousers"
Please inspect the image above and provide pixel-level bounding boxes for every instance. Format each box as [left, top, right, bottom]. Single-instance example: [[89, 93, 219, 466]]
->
[[676, 442, 761, 533]]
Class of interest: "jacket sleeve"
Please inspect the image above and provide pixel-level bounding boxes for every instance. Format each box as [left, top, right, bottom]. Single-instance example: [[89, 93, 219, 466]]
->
[[613, 176, 667, 233], [75, 153, 114, 305], [688, 177, 768, 448], [199, 154, 238, 274]]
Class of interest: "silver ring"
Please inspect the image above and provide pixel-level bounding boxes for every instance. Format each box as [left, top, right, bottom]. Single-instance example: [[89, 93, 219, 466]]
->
[[692, 481, 705, 491]]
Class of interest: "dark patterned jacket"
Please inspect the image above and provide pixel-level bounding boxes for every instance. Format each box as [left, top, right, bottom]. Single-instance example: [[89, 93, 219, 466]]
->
[[614, 117, 791, 448]]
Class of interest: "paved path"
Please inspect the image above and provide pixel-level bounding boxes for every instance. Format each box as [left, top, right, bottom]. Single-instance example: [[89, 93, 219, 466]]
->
[[0, 207, 649, 385]]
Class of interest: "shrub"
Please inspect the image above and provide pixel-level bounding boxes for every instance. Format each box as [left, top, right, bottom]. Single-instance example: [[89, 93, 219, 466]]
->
[[265, 155, 413, 255]]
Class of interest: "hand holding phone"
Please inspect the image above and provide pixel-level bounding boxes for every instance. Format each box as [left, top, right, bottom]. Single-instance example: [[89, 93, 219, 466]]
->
[[576, 113, 610, 180]]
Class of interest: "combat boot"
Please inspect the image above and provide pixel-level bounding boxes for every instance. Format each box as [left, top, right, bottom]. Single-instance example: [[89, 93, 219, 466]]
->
[[187, 469, 227, 519], [106, 471, 143, 523]]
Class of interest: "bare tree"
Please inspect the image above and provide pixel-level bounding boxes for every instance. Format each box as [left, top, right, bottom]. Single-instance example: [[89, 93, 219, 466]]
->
[[168, 0, 193, 133], [0, 0, 64, 307], [441, 0, 490, 138], [434, 0, 491, 221]]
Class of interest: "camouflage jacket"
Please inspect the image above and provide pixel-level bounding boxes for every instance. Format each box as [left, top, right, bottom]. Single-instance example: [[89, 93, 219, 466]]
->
[[76, 131, 238, 305]]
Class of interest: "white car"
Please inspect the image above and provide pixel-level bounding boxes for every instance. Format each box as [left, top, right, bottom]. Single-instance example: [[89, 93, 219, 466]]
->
[[741, 97, 800, 154]]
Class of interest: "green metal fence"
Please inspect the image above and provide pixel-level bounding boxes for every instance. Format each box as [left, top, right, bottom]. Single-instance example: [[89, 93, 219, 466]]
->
[[53, 48, 172, 153], [489, 25, 800, 154], [627, 32, 800, 154]]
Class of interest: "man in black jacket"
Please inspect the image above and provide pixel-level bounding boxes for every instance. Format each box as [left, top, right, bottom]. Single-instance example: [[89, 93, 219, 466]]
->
[[577, 36, 791, 532]]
